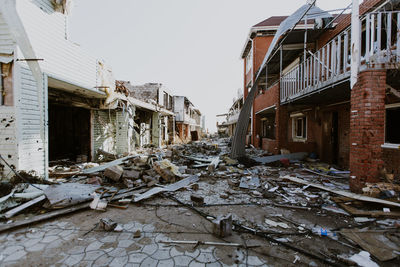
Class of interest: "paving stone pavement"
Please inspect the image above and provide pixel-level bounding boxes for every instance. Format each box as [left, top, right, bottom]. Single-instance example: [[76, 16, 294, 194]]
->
[[0, 220, 269, 266]]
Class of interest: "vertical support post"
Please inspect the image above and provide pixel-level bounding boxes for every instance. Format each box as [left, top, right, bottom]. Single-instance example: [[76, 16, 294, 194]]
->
[[397, 13, 400, 62], [371, 14, 375, 56], [377, 12, 382, 52], [344, 31, 349, 70], [387, 12, 392, 50], [350, 0, 360, 89], [366, 14, 370, 62], [337, 35, 341, 74]]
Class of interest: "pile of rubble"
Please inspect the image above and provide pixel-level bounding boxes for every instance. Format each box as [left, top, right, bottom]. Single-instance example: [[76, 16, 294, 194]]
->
[[1, 138, 400, 266]]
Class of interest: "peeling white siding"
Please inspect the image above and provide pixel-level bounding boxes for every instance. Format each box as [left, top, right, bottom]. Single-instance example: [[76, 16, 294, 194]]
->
[[16, 0, 98, 90], [31, 0, 55, 13], [0, 12, 15, 54], [0, 106, 17, 180], [16, 65, 46, 175], [92, 110, 117, 155]]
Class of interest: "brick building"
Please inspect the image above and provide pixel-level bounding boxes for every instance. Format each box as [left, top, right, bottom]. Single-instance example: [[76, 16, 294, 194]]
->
[[239, 0, 400, 191]]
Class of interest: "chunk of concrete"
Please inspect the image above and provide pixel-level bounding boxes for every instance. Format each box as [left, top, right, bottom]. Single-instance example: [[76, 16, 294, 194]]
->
[[104, 165, 124, 181], [190, 194, 204, 205], [123, 169, 141, 180], [212, 214, 232, 237]]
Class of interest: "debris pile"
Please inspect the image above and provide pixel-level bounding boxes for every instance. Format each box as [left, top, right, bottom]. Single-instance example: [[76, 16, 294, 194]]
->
[[0, 137, 400, 266]]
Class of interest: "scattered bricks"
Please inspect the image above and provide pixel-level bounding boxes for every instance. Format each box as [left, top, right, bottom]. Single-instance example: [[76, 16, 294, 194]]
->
[[212, 214, 232, 238], [146, 178, 158, 187], [142, 175, 154, 183], [104, 165, 124, 182], [100, 218, 117, 231], [123, 178, 134, 188], [190, 194, 204, 205], [134, 179, 144, 187], [133, 230, 141, 238], [145, 169, 158, 177], [87, 176, 102, 185], [219, 193, 229, 199], [123, 170, 141, 180], [190, 183, 199, 191], [218, 163, 227, 171]]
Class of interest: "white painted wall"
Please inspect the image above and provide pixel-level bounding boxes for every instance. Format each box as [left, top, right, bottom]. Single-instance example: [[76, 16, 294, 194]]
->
[[15, 64, 46, 175], [173, 96, 185, 122], [0, 106, 17, 180], [16, 0, 100, 91], [116, 110, 130, 154], [0, 12, 15, 55]]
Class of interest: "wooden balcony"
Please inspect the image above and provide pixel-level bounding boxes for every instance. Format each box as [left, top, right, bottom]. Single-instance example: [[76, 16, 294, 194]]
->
[[280, 11, 400, 104]]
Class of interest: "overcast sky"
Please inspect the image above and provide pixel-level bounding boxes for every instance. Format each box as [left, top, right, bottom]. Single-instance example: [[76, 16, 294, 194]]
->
[[69, 0, 352, 133]]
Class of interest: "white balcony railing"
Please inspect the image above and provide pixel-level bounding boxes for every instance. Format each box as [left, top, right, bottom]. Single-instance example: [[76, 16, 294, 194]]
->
[[280, 11, 400, 103]]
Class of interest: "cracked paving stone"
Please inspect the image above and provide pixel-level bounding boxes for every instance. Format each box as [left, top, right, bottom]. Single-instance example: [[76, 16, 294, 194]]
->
[[170, 247, 183, 257], [86, 240, 103, 251], [23, 238, 41, 248], [173, 255, 194, 266], [185, 249, 200, 258], [123, 223, 135, 231], [118, 232, 132, 240], [200, 246, 215, 253], [108, 247, 127, 257], [63, 253, 85, 266], [206, 262, 222, 267], [41, 235, 59, 243], [46, 238, 65, 249], [59, 229, 75, 237], [128, 252, 148, 263], [142, 224, 155, 232], [189, 261, 206, 267], [57, 222, 69, 228], [140, 256, 158, 267], [141, 244, 158, 255], [93, 254, 113, 266], [109, 256, 129, 267], [117, 239, 135, 248], [68, 245, 86, 255], [158, 258, 174, 267], [100, 235, 117, 243], [196, 252, 217, 263], [246, 256, 266, 266], [84, 250, 105, 261], [125, 264, 140, 267], [76, 260, 93, 267], [45, 228, 63, 236], [26, 230, 45, 239], [26, 242, 46, 252], [3, 250, 27, 262], [1, 245, 24, 255], [151, 249, 171, 260]]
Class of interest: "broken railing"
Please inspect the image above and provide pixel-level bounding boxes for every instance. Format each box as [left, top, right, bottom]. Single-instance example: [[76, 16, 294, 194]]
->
[[280, 10, 400, 103]]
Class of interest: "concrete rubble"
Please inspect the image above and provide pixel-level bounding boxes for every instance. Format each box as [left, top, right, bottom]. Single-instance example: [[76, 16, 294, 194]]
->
[[0, 137, 399, 266]]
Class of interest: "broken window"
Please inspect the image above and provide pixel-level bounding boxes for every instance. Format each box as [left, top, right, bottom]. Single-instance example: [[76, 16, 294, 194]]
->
[[291, 113, 307, 141], [246, 46, 253, 74], [386, 105, 400, 144]]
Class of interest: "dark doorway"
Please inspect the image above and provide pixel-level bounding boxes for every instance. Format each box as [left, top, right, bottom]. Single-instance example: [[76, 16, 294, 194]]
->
[[322, 111, 339, 165], [49, 104, 91, 161]]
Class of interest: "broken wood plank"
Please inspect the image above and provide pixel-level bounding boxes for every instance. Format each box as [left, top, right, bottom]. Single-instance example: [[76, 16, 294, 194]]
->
[[207, 157, 220, 172], [159, 240, 245, 247], [283, 176, 400, 208], [3, 195, 46, 219], [254, 152, 307, 164], [0, 186, 144, 233], [332, 197, 400, 217], [183, 156, 213, 163], [340, 229, 400, 261], [302, 168, 347, 178], [82, 155, 137, 174], [133, 175, 199, 202]]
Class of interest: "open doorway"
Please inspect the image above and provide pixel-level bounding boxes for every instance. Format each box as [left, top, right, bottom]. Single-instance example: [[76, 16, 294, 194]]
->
[[322, 111, 339, 165], [48, 104, 91, 161]]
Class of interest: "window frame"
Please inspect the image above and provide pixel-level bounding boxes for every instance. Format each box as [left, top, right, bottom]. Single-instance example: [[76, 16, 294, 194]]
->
[[290, 113, 307, 142], [382, 103, 400, 149]]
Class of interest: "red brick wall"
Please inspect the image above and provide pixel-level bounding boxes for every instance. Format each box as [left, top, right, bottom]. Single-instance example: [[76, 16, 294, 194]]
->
[[252, 82, 280, 149], [253, 36, 274, 74], [349, 69, 386, 192], [382, 149, 400, 179], [262, 138, 277, 152]]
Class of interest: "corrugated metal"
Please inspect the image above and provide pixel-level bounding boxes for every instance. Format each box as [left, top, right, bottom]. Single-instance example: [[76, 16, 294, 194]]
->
[[16, 0, 99, 91], [31, 0, 55, 14], [0, 106, 17, 180], [17, 65, 46, 175], [0, 12, 15, 54], [92, 110, 117, 155]]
